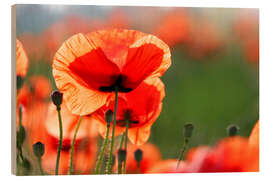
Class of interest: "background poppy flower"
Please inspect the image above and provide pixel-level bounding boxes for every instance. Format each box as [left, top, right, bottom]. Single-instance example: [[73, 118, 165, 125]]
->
[[53, 29, 171, 115], [40, 102, 98, 174], [114, 143, 162, 173], [94, 78, 165, 145], [178, 136, 259, 173], [185, 21, 224, 59], [16, 39, 29, 78], [17, 75, 52, 108], [249, 120, 259, 149], [233, 9, 259, 63], [146, 159, 186, 174], [45, 102, 99, 140], [154, 9, 191, 46], [38, 128, 97, 175]]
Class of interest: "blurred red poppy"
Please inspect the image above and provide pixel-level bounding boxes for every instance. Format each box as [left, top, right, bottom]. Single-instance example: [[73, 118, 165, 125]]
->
[[16, 39, 29, 77], [40, 102, 98, 174], [52, 29, 171, 116], [174, 136, 259, 173], [249, 120, 259, 150], [146, 159, 186, 174], [185, 21, 224, 59], [94, 78, 165, 145], [18, 33, 45, 61], [154, 9, 191, 46], [242, 38, 259, 63], [17, 75, 52, 108], [114, 143, 162, 173], [234, 9, 259, 63]]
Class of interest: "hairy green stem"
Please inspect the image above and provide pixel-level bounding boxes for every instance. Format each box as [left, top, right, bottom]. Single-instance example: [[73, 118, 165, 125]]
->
[[176, 138, 189, 169], [55, 107, 63, 175], [68, 116, 83, 175], [107, 87, 118, 174], [95, 124, 110, 174], [38, 158, 44, 175], [122, 123, 129, 174], [117, 133, 125, 174]]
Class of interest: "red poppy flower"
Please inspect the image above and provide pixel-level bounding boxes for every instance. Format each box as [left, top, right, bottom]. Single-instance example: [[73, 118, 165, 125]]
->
[[234, 9, 259, 42], [249, 120, 259, 149], [21, 101, 49, 144], [17, 75, 52, 108], [45, 102, 99, 140], [186, 21, 224, 59], [178, 136, 259, 173], [242, 38, 259, 63], [154, 9, 191, 46], [16, 39, 29, 77], [146, 159, 186, 174], [107, 8, 130, 29], [234, 9, 259, 63], [114, 143, 162, 173], [52, 29, 171, 116], [40, 102, 98, 174], [18, 33, 46, 61], [93, 77, 165, 145]]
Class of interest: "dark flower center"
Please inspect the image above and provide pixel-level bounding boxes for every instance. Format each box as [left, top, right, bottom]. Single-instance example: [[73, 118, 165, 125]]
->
[[99, 75, 133, 93]]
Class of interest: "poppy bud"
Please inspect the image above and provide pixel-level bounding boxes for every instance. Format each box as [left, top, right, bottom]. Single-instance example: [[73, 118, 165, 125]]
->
[[16, 126, 26, 148], [134, 149, 143, 163], [51, 90, 63, 107], [227, 124, 239, 137], [22, 158, 31, 172], [105, 109, 113, 126], [183, 123, 194, 139], [117, 149, 127, 163], [105, 110, 113, 126], [17, 75, 24, 90], [19, 105, 23, 123], [33, 142, 45, 158]]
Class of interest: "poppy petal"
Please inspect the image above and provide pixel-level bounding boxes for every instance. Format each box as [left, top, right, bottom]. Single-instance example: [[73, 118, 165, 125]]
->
[[248, 120, 259, 148], [86, 29, 147, 69], [128, 125, 151, 146], [53, 33, 112, 115], [122, 35, 171, 89], [16, 39, 29, 77]]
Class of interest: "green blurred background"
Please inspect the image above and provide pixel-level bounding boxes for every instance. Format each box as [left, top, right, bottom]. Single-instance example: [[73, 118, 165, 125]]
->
[[16, 5, 259, 159]]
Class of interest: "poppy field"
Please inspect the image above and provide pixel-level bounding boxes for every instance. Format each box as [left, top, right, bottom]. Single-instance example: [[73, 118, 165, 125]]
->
[[14, 5, 259, 175]]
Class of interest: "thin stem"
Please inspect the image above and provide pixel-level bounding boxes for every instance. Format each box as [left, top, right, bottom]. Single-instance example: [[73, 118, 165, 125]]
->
[[68, 116, 83, 175], [117, 133, 125, 174], [117, 160, 123, 174], [17, 154, 21, 175], [55, 106, 63, 175], [119, 133, 125, 150], [107, 87, 118, 174], [95, 125, 110, 174], [122, 123, 129, 174], [176, 138, 189, 169], [38, 158, 44, 175], [17, 106, 23, 175], [137, 162, 141, 174]]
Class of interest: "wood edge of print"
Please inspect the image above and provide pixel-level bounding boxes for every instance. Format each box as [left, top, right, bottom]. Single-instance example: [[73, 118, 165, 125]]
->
[[11, 4, 17, 176]]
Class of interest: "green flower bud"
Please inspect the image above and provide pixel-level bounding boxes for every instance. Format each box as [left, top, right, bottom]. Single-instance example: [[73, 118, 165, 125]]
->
[[51, 91, 63, 107], [17, 75, 24, 90], [227, 124, 240, 137], [22, 158, 31, 172], [117, 149, 127, 163], [16, 126, 26, 148], [134, 149, 143, 163], [183, 123, 194, 138], [105, 110, 113, 125], [33, 142, 45, 158]]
